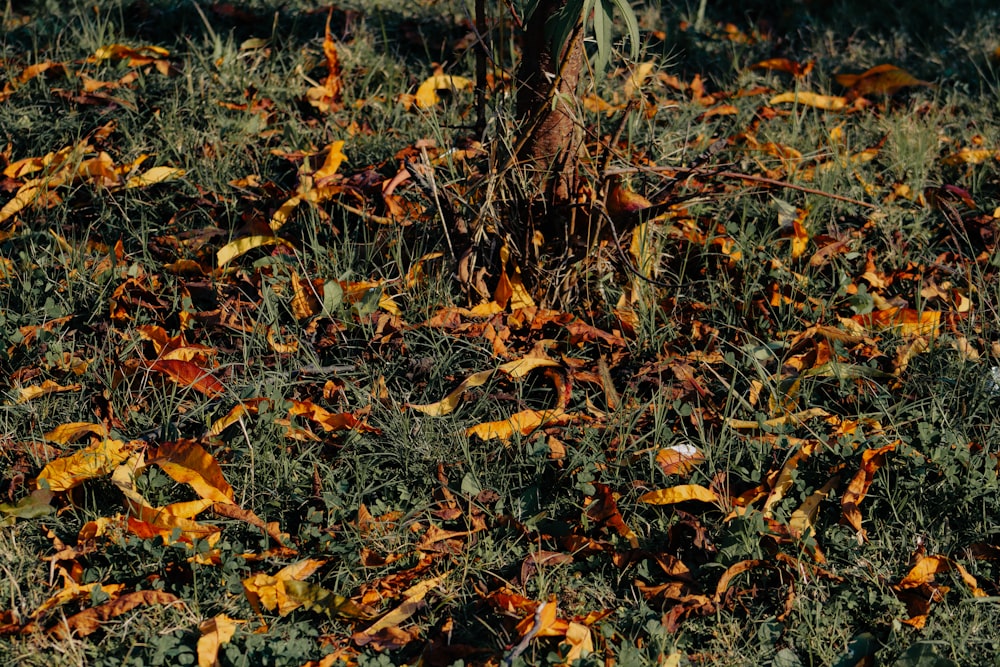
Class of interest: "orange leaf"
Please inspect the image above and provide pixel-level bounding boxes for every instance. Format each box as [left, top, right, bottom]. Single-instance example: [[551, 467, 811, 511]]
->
[[714, 559, 768, 601], [197, 614, 242, 667], [851, 307, 940, 337], [146, 359, 225, 396], [656, 444, 705, 477], [898, 554, 986, 597], [750, 58, 813, 78], [841, 442, 898, 540], [638, 484, 720, 506], [149, 440, 234, 505], [834, 64, 931, 97]]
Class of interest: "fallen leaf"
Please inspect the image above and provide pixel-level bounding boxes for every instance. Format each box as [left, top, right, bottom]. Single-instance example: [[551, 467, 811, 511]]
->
[[770, 91, 848, 111], [639, 484, 720, 506], [51, 590, 181, 638], [835, 64, 931, 97], [36, 438, 131, 492], [414, 75, 473, 108], [197, 614, 242, 667]]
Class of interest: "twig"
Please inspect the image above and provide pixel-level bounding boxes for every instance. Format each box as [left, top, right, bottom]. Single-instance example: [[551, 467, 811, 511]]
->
[[605, 163, 877, 209], [716, 170, 877, 208]]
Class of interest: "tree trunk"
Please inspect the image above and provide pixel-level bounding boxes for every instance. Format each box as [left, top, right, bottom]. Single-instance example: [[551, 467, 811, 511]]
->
[[515, 0, 584, 210]]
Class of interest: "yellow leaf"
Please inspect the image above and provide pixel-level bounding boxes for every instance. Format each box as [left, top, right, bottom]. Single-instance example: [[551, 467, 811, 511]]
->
[[466, 409, 569, 442], [269, 195, 301, 231], [313, 140, 346, 182], [725, 407, 830, 430], [217, 234, 294, 267], [789, 476, 837, 539], [769, 91, 848, 111], [44, 422, 108, 444], [624, 61, 657, 99], [151, 439, 235, 505], [408, 357, 560, 416], [763, 440, 820, 518], [243, 559, 327, 616], [638, 484, 719, 505], [125, 165, 185, 188], [414, 75, 473, 108], [359, 573, 449, 637], [197, 614, 242, 667], [36, 438, 130, 491], [563, 621, 594, 664], [0, 185, 42, 226], [942, 148, 996, 166]]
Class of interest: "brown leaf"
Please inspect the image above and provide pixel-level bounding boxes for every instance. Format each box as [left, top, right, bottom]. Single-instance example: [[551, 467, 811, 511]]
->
[[841, 442, 898, 541], [750, 58, 813, 78], [835, 64, 931, 98], [51, 590, 181, 638]]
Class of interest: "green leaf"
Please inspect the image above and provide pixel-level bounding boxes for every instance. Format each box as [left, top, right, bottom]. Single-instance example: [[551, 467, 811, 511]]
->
[[322, 280, 343, 314], [0, 489, 55, 524], [612, 0, 641, 59], [593, 0, 614, 73], [892, 643, 958, 667], [831, 633, 878, 667], [546, 0, 585, 62]]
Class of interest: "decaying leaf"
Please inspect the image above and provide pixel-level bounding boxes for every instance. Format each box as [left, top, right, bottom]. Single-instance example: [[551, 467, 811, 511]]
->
[[243, 559, 327, 617]]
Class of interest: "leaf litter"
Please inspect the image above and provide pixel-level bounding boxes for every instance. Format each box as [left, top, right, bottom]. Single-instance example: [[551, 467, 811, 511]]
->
[[1, 2, 999, 665]]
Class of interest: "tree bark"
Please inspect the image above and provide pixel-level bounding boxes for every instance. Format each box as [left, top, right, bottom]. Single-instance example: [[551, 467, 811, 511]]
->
[[515, 0, 584, 208]]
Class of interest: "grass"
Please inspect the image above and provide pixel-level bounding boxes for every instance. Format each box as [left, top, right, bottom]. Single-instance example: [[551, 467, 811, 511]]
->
[[1, 0, 1000, 665]]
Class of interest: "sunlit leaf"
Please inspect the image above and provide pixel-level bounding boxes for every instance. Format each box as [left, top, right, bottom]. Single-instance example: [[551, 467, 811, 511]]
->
[[751, 58, 813, 78], [638, 484, 720, 506], [408, 357, 560, 416], [841, 442, 898, 541], [466, 409, 572, 442], [243, 559, 328, 616], [283, 580, 372, 620], [770, 91, 848, 111], [36, 438, 131, 492], [149, 440, 234, 505], [217, 234, 295, 266], [44, 422, 108, 444], [197, 614, 243, 667], [125, 165, 185, 188], [656, 444, 705, 477], [16, 379, 82, 403], [356, 573, 450, 639], [52, 590, 180, 639]]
